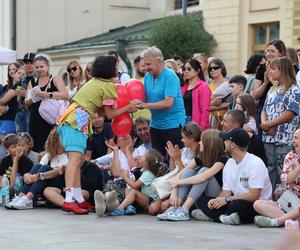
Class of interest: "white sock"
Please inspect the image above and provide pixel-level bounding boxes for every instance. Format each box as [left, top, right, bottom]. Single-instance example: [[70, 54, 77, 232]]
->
[[73, 187, 85, 203], [65, 187, 75, 202], [271, 218, 279, 226]]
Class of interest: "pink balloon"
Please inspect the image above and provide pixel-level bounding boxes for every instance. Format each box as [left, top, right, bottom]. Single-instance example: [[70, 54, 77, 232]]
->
[[115, 84, 129, 108], [111, 113, 133, 136], [126, 79, 145, 101]]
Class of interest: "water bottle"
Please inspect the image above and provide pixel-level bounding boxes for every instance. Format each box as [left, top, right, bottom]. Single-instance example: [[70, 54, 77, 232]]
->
[[14, 173, 23, 196], [1, 174, 10, 208], [16, 86, 23, 103]]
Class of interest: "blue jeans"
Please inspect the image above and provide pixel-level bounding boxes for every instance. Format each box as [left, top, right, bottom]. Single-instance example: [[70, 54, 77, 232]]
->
[[21, 164, 60, 196], [15, 111, 30, 133]]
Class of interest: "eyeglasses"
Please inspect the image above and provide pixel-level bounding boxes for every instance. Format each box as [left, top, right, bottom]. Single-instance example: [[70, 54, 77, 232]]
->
[[182, 67, 193, 72], [67, 66, 78, 73], [208, 66, 221, 72]]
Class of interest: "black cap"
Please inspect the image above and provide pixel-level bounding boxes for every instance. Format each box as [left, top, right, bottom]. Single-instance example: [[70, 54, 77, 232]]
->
[[23, 52, 36, 62], [219, 128, 250, 148]]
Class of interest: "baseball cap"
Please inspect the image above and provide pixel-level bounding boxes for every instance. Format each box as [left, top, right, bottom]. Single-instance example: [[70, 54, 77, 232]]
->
[[23, 52, 36, 62], [219, 128, 250, 148]]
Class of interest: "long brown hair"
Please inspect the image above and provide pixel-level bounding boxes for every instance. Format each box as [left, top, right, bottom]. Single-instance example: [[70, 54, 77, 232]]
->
[[238, 94, 257, 122], [201, 129, 226, 168], [144, 149, 164, 177], [270, 56, 296, 93], [44, 127, 63, 161]]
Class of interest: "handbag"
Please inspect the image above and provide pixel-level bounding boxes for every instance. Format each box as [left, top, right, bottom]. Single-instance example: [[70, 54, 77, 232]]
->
[[151, 167, 179, 199], [277, 190, 300, 213], [38, 76, 69, 125]]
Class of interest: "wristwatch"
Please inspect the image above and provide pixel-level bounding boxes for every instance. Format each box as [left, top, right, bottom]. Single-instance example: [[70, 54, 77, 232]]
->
[[49, 93, 53, 99], [225, 196, 234, 202], [38, 172, 46, 181]]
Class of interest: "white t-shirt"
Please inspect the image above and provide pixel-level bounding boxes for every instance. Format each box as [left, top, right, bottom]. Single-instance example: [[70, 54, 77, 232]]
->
[[180, 147, 195, 167], [39, 153, 68, 169], [132, 143, 152, 158], [222, 152, 272, 200], [95, 150, 130, 171]]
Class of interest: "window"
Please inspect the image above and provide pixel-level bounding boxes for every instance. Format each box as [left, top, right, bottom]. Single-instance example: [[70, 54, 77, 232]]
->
[[252, 22, 280, 52], [174, 0, 199, 10]]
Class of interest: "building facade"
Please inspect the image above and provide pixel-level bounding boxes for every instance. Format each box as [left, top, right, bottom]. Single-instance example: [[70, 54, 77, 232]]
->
[[1, 0, 300, 82]]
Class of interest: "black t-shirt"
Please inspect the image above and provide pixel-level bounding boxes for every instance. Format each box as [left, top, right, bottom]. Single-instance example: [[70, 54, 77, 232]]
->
[[248, 133, 267, 166], [0, 155, 33, 179], [183, 89, 193, 116], [0, 85, 19, 121], [86, 123, 114, 159], [194, 154, 228, 187]]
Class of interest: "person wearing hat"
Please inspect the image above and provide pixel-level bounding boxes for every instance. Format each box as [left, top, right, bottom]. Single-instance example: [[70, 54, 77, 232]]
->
[[15, 52, 36, 133], [194, 128, 272, 225]]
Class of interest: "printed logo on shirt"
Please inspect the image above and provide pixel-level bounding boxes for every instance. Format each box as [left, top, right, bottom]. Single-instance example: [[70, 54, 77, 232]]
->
[[240, 177, 249, 188]]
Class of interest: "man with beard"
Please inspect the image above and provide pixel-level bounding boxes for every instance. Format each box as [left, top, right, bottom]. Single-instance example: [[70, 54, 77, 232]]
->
[[132, 56, 151, 120], [133, 56, 146, 82]]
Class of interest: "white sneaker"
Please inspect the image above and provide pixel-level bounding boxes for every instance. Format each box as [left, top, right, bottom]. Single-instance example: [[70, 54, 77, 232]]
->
[[219, 212, 241, 225], [13, 196, 33, 210], [5, 196, 22, 209], [105, 190, 119, 213], [94, 190, 106, 217], [191, 209, 213, 221], [156, 207, 177, 221]]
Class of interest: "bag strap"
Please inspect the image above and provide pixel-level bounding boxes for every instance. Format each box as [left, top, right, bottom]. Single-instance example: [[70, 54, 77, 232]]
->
[[43, 75, 54, 93]]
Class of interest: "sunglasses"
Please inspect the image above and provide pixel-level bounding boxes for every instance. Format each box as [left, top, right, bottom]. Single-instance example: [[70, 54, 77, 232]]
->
[[67, 66, 78, 73], [208, 66, 221, 72], [182, 67, 193, 72]]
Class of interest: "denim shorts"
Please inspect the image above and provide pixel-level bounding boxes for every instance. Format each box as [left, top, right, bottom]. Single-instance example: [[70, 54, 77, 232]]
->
[[57, 124, 88, 153]]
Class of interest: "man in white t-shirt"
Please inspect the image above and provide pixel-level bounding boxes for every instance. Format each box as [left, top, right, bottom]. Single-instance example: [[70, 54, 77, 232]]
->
[[194, 128, 272, 225]]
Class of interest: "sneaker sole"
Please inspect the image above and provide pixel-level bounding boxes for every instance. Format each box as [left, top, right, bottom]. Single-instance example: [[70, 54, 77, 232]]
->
[[13, 205, 33, 210], [94, 190, 106, 217], [106, 190, 118, 212], [166, 215, 190, 221]]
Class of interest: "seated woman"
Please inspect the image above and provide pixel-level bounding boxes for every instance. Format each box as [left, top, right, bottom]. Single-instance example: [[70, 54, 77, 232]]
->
[[5, 127, 68, 209], [253, 128, 300, 227], [157, 129, 228, 221], [148, 122, 202, 215]]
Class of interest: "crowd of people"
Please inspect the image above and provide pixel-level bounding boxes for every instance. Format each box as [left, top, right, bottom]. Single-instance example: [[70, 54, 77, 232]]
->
[[1, 40, 300, 230]]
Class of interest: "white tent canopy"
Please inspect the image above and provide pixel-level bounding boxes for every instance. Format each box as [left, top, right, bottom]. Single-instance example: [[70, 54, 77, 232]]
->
[[0, 47, 17, 65]]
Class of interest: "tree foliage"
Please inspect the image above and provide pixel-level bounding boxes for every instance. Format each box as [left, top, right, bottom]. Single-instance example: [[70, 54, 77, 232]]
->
[[147, 12, 216, 60]]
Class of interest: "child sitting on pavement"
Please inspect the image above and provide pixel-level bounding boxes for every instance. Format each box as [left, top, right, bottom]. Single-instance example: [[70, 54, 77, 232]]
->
[[0, 134, 33, 189], [110, 149, 163, 216], [5, 127, 68, 209], [17, 132, 39, 164]]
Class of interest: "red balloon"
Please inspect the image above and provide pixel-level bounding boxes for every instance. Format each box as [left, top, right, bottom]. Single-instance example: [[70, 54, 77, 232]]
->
[[115, 84, 129, 108], [126, 79, 145, 101], [111, 113, 133, 136], [113, 112, 129, 122]]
